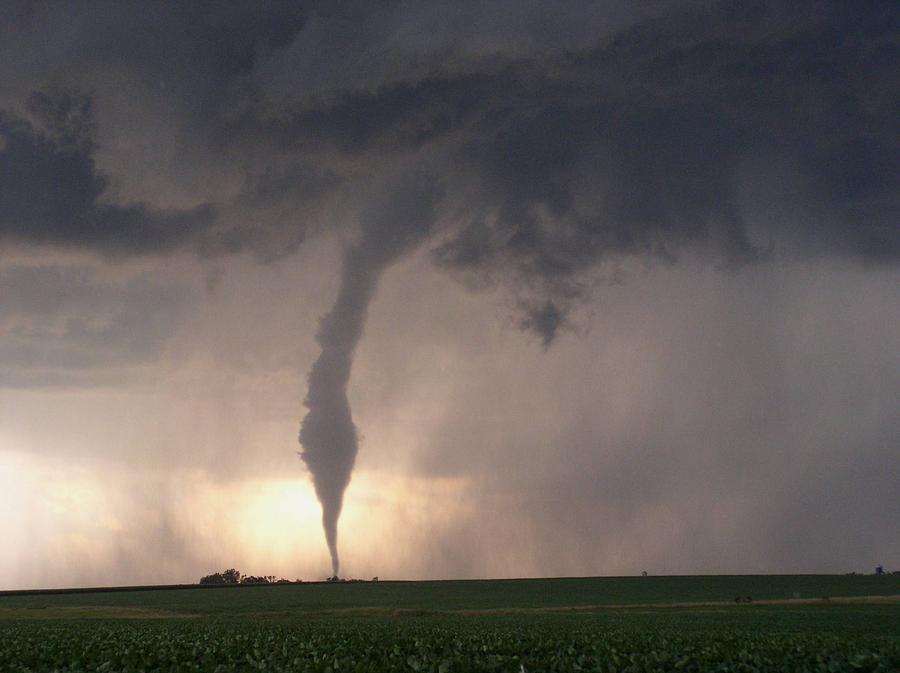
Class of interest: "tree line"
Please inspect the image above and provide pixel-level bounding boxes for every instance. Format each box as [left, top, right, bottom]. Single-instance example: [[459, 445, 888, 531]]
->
[[198, 569, 296, 585], [198, 569, 380, 585]]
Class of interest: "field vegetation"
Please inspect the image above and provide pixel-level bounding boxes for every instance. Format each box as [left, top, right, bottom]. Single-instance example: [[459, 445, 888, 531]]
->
[[1, 575, 898, 672]]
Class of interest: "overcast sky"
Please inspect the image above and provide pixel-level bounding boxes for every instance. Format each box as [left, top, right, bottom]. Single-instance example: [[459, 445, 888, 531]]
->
[[1, 0, 898, 589]]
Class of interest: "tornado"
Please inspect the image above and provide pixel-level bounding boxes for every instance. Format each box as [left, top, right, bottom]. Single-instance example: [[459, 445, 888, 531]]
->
[[299, 173, 441, 577]]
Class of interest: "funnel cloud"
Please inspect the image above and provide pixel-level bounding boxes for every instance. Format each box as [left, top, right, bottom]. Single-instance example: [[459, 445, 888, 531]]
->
[[299, 174, 441, 575]]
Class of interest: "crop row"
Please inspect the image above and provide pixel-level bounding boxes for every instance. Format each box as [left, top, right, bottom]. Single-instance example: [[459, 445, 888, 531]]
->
[[2, 619, 898, 673]]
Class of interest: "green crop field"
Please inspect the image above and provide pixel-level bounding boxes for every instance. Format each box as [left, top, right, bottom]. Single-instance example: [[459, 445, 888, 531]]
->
[[1, 575, 898, 672]]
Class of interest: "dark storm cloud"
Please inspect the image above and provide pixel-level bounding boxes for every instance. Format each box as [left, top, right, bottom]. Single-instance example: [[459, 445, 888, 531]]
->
[[2, 1, 896, 308], [231, 0, 898, 339], [0, 1, 312, 256], [0, 95, 215, 255], [0, 1, 307, 103], [426, 1, 900, 302]]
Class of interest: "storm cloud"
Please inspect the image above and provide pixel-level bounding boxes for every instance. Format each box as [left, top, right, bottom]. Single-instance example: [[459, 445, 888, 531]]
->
[[2, 1, 895, 290], [0, 263, 185, 387], [0, 94, 216, 254], [0, 0, 898, 586]]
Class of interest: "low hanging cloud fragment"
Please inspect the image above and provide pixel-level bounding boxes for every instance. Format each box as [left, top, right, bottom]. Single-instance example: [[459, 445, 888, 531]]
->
[[519, 300, 566, 349]]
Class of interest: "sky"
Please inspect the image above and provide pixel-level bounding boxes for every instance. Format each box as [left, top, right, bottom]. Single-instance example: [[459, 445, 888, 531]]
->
[[0, 0, 898, 589]]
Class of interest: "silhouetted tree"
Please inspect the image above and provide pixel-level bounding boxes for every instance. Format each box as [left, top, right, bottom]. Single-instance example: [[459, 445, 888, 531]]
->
[[241, 575, 277, 584], [199, 568, 241, 585], [222, 568, 241, 583]]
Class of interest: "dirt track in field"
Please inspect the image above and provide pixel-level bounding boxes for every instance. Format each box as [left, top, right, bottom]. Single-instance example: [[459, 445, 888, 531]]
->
[[0, 606, 196, 620], [2, 595, 898, 620], [323, 594, 900, 618], [446, 594, 900, 616]]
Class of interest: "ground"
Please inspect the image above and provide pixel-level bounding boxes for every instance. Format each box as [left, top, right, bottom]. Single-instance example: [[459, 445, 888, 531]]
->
[[1, 575, 898, 671]]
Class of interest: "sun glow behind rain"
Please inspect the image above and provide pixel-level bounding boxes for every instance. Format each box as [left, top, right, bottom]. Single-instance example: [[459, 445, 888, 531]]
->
[[0, 436, 473, 589]]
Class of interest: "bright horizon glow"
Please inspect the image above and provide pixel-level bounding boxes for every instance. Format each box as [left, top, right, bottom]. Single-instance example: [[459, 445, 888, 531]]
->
[[0, 442, 474, 590]]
